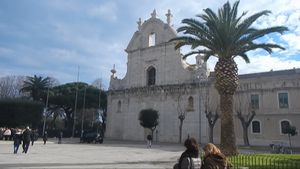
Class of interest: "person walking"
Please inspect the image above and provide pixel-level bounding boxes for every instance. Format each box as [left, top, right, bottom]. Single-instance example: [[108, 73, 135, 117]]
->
[[147, 134, 153, 148], [201, 143, 232, 169], [13, 129, 22, 154], [43, 131, 48, 145], [173, 137, 201, 169], [30, 129, 38, 146], [58, 131, 63, 144], [22, 126, 31, 153]]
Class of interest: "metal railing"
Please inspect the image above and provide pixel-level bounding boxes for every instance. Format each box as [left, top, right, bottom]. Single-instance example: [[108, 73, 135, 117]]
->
[[228, 155, 300, 169]]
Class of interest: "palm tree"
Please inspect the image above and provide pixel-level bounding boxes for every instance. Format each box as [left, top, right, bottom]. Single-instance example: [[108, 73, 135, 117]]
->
[[20, 75, 51, 101], [170, 1, 288, 155]]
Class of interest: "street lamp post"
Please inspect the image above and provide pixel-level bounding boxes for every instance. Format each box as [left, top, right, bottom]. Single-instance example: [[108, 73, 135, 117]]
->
[[81, 85, 87, 137], [42, 87, 50, 136], [72, 66, 80, 138], [198, 79, 202, 144]]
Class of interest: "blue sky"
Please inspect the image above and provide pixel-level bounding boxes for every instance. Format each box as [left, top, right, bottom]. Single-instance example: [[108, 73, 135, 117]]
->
[[0, 0, 299, 89]]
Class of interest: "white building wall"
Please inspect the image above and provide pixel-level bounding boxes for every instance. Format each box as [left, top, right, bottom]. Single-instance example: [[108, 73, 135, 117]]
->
[[106, 10, 300, 147]]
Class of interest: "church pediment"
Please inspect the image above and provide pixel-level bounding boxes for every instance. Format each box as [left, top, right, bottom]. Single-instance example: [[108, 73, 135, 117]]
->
[[126, 10, 176, 53]]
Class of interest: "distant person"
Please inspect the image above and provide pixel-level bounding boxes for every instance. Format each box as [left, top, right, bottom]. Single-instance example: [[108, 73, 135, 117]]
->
[[173, 137, 201, 169], [58, 131, 63, 144], [30, 129, 38, 146], [43, 131, 48, 145], [201, 143, 232, 169], [147, 134, 152, 148], [13, 129, 22, 154], [3, 128, 11, 140], [22, 126, 31, 153]]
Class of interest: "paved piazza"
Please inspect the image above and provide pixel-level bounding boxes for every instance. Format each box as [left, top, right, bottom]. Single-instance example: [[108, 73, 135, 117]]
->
[[0, 138, 184, 169]]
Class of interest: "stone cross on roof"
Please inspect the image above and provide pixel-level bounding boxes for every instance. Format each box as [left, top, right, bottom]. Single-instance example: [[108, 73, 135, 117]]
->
[[137, 18, 142, 31], [111, 64, 116, 77], [151, 9, 157, 18], [166, 9, 172, 25]]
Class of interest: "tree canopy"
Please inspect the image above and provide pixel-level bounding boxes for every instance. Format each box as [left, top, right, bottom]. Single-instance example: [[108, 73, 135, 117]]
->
[[139, 109, 159, 132], [20, 75, 51, 101], [0, 99, 43, 128], [48, 82, 107, 130]]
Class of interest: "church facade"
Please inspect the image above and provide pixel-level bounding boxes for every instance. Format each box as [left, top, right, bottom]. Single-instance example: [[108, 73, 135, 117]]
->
[[106, 10, 300, 147]]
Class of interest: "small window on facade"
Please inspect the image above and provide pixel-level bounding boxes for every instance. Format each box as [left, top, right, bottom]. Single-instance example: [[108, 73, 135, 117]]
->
[[252, 121, 261, 133], [281, 120, 290, 134], [251, 94, 259, 109], [117, 100, 121, 113], [147, 67, 156, 86], [149, 32, 156, 47], [278, 92, 289, 108], [187, 96, 194, 111]]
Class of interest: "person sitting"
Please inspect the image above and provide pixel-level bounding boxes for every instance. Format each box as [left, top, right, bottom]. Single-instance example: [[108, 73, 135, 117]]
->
[[174, 137, 201, 169], [201, 143, 232, 169]]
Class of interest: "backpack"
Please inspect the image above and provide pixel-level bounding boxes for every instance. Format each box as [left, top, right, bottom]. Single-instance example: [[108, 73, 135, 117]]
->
[[189, 157, 202, 169], [181, 157, 202, 169]]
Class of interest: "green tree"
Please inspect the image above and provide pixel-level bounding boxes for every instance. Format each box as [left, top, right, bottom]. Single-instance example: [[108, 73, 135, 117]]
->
[[170, 1, 287, 155], [20, 75, 51, 101], [0, 98, 43, 128], [139, 109, 159, 136], [49, 82, 107, 132], [283, 124, 298, 150]]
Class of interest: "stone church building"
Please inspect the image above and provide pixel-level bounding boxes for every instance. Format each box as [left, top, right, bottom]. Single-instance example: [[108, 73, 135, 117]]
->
[[106, 10, 300, 147]]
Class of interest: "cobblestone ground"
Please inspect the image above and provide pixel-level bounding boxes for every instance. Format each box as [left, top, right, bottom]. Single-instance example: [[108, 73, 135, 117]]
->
[[0, 138, 184, 169]]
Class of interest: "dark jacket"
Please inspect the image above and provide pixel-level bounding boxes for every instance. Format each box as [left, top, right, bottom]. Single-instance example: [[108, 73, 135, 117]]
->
[[178, 149, 199, 169], [13, 134, 22, 145], [43, 133, 48, 141], [147, 135, 152, 141], [30, 131, 38, 141], [22, 129, 31, 143], [201, 154, 231, 169]]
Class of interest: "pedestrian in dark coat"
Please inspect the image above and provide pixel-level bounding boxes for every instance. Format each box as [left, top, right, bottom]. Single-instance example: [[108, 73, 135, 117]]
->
[[13, 129, 22, 154], [58, 131, 63, 144], [201, 143, 232, 169], [30, 129, 38, 146], [22, 126, 31, 153], [43, 131, 48, 145]]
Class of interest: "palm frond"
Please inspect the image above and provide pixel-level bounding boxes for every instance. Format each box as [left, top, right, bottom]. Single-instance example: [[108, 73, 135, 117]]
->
[[239, 26, 288, 45], [172, 0, 288, 63], [182, 49, 214, 60], [239, 43, 285, 54], [234, 10, 271, 39], [234, 53, 250, 63]]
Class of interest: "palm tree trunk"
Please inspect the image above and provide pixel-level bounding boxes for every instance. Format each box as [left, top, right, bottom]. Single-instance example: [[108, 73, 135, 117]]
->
[[220, 93, 238, 155]]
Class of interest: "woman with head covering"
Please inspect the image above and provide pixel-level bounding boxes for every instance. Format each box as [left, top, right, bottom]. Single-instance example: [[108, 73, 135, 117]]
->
[[201, 143, 232, 169]]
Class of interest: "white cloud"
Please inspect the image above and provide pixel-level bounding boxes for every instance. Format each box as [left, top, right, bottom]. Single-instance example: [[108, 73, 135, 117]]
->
[[236, 55, 300, 74], [87, 2, 118, 21], [205, 54, 300, 74], [280, 33, 300, 56]]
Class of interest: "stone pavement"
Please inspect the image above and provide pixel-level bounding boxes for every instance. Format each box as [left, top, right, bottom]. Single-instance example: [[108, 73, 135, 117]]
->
[[0, 138, 282, 169], [0, 138, 184, 169]]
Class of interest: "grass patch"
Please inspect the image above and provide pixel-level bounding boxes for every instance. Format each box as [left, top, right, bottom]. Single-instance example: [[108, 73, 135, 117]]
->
[[228, 154, 300, 169]]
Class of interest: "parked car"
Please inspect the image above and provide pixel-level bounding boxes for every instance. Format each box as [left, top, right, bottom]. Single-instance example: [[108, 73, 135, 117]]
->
[[80, 131, 103, 144]]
